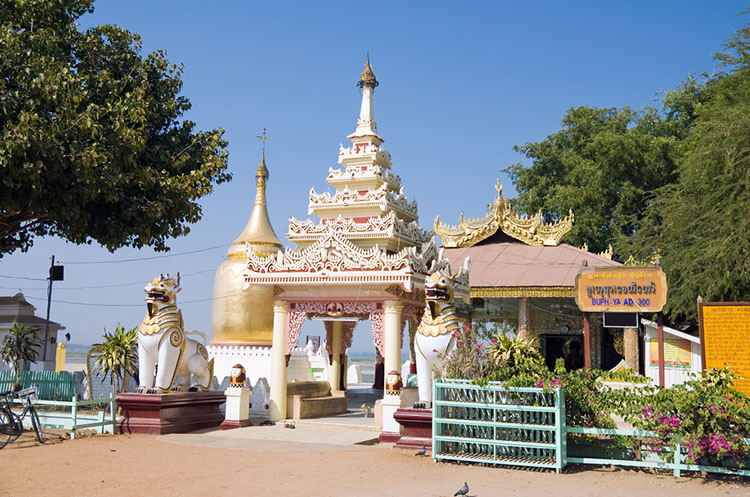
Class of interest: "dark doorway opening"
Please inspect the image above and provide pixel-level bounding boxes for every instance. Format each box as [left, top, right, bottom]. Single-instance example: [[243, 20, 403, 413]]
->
[[542, 334, 584, 371]]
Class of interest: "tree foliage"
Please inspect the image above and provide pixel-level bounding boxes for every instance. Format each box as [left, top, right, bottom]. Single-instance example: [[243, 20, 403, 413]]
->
[[504, 93, 699, 254], [506, 16, 750, 322], [0, 321, 41, 387], [627, 21, 750, 320], [0, 0, 230, 256]]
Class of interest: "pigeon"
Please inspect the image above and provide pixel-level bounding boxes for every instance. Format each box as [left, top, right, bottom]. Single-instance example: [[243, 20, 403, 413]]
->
[[415, 445, 426, 456], [259, 420, 275, 426], [454, 482, 469, 496], [284, 421, 296, 429]]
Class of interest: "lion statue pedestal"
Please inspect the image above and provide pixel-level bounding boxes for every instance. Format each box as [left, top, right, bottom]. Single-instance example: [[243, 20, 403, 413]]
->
[[116, 391, 226, 435], [115, 273, 224, 435]]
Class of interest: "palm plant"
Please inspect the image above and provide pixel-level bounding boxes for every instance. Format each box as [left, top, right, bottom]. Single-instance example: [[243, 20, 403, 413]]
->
[[487, 333, 540, 370], [87, 324, 139, 400], [1, 321, 42, 390]]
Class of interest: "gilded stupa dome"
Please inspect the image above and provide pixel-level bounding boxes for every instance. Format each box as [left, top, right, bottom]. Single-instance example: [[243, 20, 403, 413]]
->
[[210, 144, 282, 346]]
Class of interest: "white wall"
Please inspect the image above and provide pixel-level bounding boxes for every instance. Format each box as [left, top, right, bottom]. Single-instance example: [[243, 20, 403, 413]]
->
[[642, 319, 702, 387]]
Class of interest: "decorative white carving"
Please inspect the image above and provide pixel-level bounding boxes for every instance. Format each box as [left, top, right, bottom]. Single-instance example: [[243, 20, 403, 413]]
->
[[287, 212, 432, 246], [245, 233, 445, 293], [338, 143, 392, 164], [308, 184, 418, 219], [326, 165, 401, 189]]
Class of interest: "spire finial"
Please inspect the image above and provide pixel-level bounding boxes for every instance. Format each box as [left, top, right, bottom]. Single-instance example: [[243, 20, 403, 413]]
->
[[255, 128, 269, 191], [257, 127, 267, 154], [357, 56, 378, 88]]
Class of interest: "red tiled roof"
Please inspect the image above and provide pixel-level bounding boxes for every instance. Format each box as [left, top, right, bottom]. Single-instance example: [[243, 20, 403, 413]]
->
[[444, 235, 621, 288]]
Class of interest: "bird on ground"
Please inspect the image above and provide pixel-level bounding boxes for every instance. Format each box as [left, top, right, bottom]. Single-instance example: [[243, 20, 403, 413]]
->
[[415, 445, 426, 456], [454, 482, 469, 496]]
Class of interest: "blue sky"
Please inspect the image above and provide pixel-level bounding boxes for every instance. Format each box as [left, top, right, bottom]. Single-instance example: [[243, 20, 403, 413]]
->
[[1, 1, 747, 353]]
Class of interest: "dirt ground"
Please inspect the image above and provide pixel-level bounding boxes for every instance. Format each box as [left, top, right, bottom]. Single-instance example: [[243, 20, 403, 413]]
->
[[2, 429, 750, 497]]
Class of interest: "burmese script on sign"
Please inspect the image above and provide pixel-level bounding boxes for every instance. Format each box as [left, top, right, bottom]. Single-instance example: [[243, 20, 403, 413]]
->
[[575, 266, 667, 312], [701, 304, 750, 396]]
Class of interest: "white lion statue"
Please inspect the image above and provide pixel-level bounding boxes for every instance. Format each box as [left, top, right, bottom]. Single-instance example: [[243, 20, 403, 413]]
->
[[136, 273, 214, 393]]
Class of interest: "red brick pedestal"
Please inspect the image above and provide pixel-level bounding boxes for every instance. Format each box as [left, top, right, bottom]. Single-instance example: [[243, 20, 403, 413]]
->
[[393, 408, 432, 450], [116, 392, 225, 435]]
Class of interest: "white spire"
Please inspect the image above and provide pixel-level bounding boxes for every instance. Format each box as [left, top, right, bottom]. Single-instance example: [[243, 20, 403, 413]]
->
[[348, 57, 383, 144]]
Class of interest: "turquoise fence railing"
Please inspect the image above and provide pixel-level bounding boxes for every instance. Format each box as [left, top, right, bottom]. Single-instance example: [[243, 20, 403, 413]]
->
[[0, 370, 76, 400], [567, 427, 750, 478], [432, 379, 566, 473], [12, 395, 116, 439]]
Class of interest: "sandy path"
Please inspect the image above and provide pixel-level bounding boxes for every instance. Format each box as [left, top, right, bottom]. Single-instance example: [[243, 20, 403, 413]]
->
[[1, 430, 749, 497]]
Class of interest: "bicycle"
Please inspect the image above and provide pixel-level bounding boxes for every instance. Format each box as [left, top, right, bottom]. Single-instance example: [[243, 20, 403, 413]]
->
[[0, 386, 45, 449]]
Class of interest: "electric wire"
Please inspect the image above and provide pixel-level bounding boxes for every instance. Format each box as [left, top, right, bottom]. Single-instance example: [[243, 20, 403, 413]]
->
[[23, 292, 245, 308], [58, 243, 230, 265], [0, 269, 217, 292], [0, 274, 48, 281]]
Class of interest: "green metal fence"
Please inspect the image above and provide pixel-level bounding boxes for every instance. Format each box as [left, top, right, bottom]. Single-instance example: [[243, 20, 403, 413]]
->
[[567, 427, 750, 478], [11, 395, 116, 439], [432, 379, 567, 473], [0, 370, 76, 400], [432, 380, 750, 477]]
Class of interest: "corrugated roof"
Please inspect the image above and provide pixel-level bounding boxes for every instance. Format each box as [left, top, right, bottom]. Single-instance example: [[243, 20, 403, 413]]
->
[[444, 237, 621, 288], [0, 293, 34, 307]]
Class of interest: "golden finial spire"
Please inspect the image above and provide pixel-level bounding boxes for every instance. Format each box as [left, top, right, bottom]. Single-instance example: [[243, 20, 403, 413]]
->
[[255, 128, 269, 205], [224, 127, 282, 259], [357, 55, 379, 88]]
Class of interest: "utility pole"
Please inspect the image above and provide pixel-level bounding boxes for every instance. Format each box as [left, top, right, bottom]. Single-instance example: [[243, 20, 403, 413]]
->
[[43, 255, 64, 367]]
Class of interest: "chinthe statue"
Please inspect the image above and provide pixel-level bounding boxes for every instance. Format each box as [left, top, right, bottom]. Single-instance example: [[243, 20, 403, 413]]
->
[[136, 273, 214, 394], [414, 268, 463, 406]]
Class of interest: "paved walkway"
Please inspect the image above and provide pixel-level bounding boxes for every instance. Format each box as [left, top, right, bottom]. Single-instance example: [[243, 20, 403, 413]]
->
[[160, 417, 382, 453]]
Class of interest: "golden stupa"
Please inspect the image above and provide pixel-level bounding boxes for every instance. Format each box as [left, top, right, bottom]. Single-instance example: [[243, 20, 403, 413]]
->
[[210, 143, 282, 346]]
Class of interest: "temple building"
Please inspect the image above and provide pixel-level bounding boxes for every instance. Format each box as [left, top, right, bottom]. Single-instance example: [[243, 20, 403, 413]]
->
[[242, 59, 467, 426], [436, 182, 638, 371]]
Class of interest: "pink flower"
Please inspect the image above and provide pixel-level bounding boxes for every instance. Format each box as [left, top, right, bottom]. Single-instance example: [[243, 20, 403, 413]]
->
[[432, 349, 438, 353], [451, 331, 458, 337], [491, 338, 497, 344]]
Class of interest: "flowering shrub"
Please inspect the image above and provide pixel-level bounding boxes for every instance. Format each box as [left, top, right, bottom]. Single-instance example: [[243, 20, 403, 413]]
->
[[611, 368, 750, 466], [438, 324, 750, 467]]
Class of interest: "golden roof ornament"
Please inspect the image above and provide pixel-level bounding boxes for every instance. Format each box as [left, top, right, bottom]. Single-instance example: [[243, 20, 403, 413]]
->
[[256, 128, 269, 184], [434, 179, 574, 248], [357, 56, 379, 88]]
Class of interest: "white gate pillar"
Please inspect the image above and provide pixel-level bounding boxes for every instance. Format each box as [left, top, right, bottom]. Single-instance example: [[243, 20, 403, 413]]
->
[[383, 300, 403, 375], [269, 300, 289, 421]]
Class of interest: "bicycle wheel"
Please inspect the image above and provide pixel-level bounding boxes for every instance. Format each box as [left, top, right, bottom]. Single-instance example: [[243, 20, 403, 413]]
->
[[7, 410, 22, 443], [30, 407, 45, 443], [0, 407, 12, 449]]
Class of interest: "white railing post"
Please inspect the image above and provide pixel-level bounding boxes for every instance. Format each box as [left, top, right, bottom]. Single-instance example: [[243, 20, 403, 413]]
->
[[70, 395, 77, 440]]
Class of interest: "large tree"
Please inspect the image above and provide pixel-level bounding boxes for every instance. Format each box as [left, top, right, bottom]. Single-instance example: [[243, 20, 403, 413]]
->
[[0, 0, 230, 255], [504, 82, 702, 255], [627, 20, 750, 321]]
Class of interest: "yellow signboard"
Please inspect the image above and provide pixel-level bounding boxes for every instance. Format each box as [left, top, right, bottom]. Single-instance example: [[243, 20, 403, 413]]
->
[[700, 303, 750, 396], [649, 338, 691, 369], [574, 266, 667, 313]]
